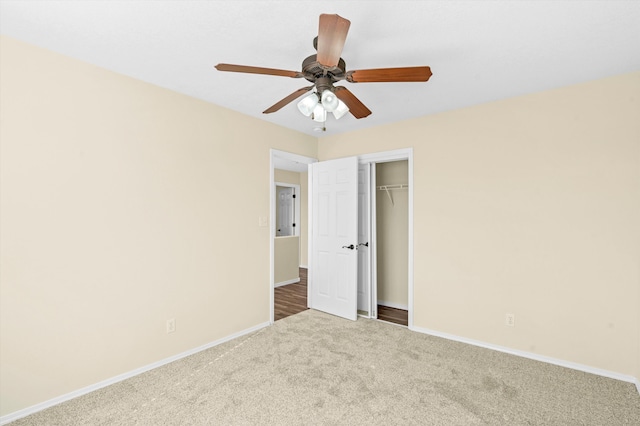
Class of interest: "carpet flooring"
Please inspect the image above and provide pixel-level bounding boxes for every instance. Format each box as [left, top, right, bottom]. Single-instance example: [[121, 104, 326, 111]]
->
[[9, 309, 640, 425]]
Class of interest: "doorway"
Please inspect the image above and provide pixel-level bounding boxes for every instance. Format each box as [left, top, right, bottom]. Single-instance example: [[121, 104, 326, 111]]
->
[[372, 160, 409, 326], [274, 181, 301, 287], [307, 148, 414, 328], [270, 150, 317, 324]]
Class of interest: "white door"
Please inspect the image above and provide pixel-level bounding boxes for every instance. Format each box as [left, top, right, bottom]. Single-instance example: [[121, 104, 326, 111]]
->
[[309, 156, 359, 321], [357, 163, 371, 315], [276, 186, 295, 236]]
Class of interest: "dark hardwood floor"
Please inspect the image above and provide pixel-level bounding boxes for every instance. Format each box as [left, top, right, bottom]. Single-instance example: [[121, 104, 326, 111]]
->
[[377, 305, 409, 326], [274, 268, 309, 321], [274, 267, 408, 327]]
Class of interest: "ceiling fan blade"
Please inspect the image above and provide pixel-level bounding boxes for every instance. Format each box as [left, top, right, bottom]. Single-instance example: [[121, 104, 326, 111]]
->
[[215, 63, 302, 78], [334, 87, 372, 119], [263, 86, 314, 114], [347, 66, 432, 83], [316, 14, 351, 68]]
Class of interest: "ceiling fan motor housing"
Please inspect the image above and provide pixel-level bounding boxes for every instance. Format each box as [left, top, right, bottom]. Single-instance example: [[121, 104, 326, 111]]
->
[[301, 54, 346, 92]]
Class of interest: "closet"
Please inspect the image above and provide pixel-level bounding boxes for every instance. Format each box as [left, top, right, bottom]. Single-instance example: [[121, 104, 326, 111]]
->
[[374, 160, 409, 323], [301, 149, 413, 326]]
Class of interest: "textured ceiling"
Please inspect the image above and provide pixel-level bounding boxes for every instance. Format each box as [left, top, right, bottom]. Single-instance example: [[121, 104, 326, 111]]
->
[[1, 1, 639, 138]]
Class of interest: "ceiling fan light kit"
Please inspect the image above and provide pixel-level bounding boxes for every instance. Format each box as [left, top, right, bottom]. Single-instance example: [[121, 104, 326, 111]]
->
[[312, 104, 327, 123], [320, 90, 339, 112], [297, 92, 319, 116], [297, 88, 350, 121], [331, 99, 350, 120], [215, 13, 432, 128]]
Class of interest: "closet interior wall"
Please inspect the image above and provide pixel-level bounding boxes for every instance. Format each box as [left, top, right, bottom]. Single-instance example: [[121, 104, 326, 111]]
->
[[375, 160, 409, 310]]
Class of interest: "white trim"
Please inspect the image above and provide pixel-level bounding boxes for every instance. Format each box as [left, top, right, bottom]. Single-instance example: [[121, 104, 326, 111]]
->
[[377, 300, 409, 311], [369, 162, 378, 319], [269, 153, 275, 324], [307, 169, 313, 308], [360, 162, 372, 317], [273, 150, 318, 169], [407, 152, 414, 328], [274, 277, 301, 287], [0, 321, 270, 426], [299, 264, 308, 269], [411, 325, 639, 388], [359, 148, 414, 163]]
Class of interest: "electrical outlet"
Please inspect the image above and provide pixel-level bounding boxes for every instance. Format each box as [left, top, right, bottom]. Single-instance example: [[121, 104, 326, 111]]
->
[[505, 313, 515, 327], [166, 318, 176, 334]]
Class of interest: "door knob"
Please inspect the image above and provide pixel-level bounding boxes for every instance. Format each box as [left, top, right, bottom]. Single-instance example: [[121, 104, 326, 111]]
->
[[342, 244, 355, 250]]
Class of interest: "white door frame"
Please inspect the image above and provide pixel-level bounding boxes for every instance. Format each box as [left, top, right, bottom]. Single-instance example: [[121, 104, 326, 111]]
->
[[357, 163, 372, 316], [358, 148, 414, 328], [270, 149, 317, 324]]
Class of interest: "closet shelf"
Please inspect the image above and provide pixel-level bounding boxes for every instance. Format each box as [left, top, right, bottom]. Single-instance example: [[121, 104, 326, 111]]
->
[[377, 184, 408, 190], [377, 184, 408, 206]]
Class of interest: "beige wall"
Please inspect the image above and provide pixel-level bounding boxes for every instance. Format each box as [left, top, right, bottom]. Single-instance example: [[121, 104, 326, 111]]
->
[[274, 236, 300, 285], [0, 36, 317, 416], [376, 161, 409, 308], [319, 72, 640, 380], [274, 169, 300, 185]]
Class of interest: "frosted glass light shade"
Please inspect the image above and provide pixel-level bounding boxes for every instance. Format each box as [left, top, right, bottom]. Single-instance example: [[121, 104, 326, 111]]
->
[[332, 99, 349, 120], [297, 93, 319, 116], [321, 90, 339, 112], [312, 104, 326, 122]]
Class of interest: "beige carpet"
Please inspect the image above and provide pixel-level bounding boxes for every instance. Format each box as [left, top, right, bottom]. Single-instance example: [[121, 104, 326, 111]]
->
[[10, 309, 640, 425]]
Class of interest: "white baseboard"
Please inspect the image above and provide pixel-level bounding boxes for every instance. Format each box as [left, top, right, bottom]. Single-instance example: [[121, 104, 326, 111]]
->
[[411, 325, 639, 394], [0, 321, 271, 426], [274, 277, 300, 287], [299, 264, 308, 269], [377, 300, 409, 311]]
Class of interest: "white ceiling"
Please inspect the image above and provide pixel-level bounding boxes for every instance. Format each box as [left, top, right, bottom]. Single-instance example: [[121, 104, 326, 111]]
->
[[1, 1, 639, 138]]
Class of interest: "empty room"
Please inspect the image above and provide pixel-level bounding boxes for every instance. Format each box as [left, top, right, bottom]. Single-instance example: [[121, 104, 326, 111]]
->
[[1, 1, 639, 424]]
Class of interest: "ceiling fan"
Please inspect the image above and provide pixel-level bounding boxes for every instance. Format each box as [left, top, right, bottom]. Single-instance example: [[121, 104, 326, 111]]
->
[[215, 14, 432, 124]]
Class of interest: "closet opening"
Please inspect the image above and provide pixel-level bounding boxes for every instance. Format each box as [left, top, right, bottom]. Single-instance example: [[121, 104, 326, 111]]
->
[[357, 153, 411, 328], [373, 160, 409, 326]]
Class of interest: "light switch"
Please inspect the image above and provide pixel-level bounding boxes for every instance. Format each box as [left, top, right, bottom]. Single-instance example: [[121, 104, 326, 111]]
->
[[258, 216, 268, 227]]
